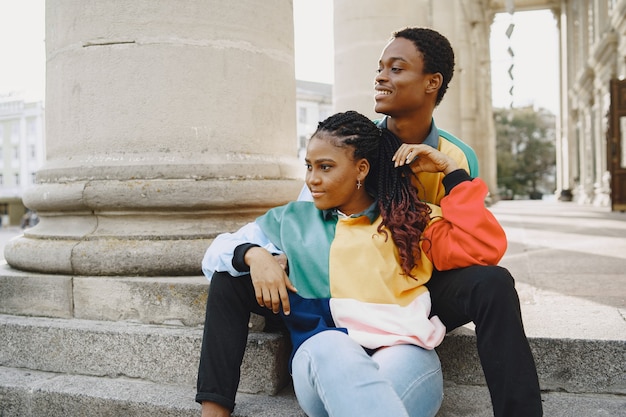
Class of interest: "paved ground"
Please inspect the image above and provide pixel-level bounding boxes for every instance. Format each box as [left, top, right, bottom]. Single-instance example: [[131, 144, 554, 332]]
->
[[489, 199, 626, 341], [1, 200, 625, 342]]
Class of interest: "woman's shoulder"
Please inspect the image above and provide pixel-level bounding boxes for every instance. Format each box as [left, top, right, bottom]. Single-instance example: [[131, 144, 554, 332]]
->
[[262, 200, 322, 221]]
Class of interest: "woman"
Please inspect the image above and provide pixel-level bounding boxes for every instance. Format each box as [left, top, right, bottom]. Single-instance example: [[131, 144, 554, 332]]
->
[[198, 111, 506, 417]]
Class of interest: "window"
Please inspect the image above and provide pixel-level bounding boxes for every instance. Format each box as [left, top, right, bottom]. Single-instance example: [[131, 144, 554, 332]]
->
[[11, 122, 20, 142], [299, 107, 307, 123], [14, 173, 19, 186], [299, 135, 307, 149], [27, 118, 37, 138]]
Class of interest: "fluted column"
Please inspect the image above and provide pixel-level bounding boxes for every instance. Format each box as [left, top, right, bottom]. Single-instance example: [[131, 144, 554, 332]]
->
[[5, 0, 302, 276]]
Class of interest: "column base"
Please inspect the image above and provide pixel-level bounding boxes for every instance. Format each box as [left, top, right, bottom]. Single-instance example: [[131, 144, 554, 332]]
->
[[6, 178, 304, 276]]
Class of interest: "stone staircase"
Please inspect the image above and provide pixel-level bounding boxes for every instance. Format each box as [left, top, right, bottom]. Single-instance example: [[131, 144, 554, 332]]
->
[[1, 263, 625, 416]]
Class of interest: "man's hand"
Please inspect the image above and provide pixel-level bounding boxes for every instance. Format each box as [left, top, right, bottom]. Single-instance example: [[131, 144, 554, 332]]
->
[[392, 143, 459, 175], [244, 247, 297, 315]]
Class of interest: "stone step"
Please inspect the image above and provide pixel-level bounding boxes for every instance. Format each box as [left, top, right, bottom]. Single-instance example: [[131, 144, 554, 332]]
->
[[0, 265, 210, 327], [436, 327, 626, 396], [1, 314, 625, 398], [0, 314, 290, 396], [1, 366, 625, 417], [4, 265, 624, 395]]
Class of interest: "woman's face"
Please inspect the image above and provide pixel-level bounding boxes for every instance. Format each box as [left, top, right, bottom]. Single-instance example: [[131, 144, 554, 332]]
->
[[305, 134, 368, 215]]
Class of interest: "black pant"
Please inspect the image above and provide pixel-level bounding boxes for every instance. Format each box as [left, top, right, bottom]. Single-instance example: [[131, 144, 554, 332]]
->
[[195, 271, 284, 411], [196, 266, 543, 416], [427, 265, 543, 416]]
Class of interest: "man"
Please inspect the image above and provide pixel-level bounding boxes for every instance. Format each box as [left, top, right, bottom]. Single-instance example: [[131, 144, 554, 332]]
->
[[196, 27, 542, 417], [375, 27, 543, 417]]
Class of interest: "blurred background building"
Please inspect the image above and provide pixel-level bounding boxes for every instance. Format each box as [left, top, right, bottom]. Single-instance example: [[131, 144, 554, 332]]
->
[[295, 80, 333, 161], [0, 96, 45, 226]]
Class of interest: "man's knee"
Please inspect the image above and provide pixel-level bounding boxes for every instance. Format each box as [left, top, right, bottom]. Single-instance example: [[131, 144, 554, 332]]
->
[[468, 266, 525, 323], [473, 265, 516, 297]]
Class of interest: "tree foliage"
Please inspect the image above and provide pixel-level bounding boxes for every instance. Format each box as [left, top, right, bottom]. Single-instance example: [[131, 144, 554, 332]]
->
[[494, 106, 556, 199]]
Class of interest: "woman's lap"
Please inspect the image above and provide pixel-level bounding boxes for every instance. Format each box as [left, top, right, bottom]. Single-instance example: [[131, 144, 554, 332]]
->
[[291, 330, 442, 417]]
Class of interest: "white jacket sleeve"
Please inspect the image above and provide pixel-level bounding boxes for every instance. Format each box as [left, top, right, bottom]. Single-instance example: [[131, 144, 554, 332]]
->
[[297, 184, 313, 202], [201, 221, 282, 282]]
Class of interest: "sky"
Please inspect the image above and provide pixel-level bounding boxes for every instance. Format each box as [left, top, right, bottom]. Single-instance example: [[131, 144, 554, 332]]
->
[[489, 10, 559, 113], [0, 0, 559, 115], [0, 0, 45, 102]]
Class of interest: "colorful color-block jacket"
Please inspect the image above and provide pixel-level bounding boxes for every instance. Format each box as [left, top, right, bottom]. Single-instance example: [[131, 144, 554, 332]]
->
[[378, 117, 480, 205], [202, 169, 507, 363]]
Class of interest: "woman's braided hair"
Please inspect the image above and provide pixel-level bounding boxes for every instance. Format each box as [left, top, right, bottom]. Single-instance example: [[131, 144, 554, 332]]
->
[[312, 110, 380, 164], [376, 128, 431, 278], [313, 111, 431, 278]]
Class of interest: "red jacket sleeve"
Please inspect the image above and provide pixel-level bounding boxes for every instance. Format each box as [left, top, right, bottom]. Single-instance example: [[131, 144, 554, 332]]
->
[[422, 175, 507, 270]]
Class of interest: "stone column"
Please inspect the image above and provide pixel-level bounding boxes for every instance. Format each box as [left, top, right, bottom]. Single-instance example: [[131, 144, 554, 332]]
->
[[590, 33, 618, 206], [555, 2, 571, 198], [333, 0, 497, 195], [5, 0, 303, 277]]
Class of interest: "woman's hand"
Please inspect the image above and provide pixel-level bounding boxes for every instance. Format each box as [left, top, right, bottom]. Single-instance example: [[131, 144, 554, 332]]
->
[[392, 143, 459, 175], [244, 247, 297, 315]]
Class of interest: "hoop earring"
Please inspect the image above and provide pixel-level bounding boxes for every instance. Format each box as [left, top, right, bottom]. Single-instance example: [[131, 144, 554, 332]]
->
[[357, 179, 362, 190]]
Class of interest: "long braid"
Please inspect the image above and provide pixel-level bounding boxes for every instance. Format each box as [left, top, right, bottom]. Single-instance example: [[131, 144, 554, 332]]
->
[[376, 128, 431, 278]]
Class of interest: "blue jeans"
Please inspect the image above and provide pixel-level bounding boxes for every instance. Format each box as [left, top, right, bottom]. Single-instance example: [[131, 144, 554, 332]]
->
[[291, 330, 443, 417]]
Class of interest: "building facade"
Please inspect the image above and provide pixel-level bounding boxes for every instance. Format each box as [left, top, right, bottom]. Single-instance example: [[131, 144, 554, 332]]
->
[[295, 80, 333, 161], [0, 97, 45, 225], [557, 0, 626, 206]]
